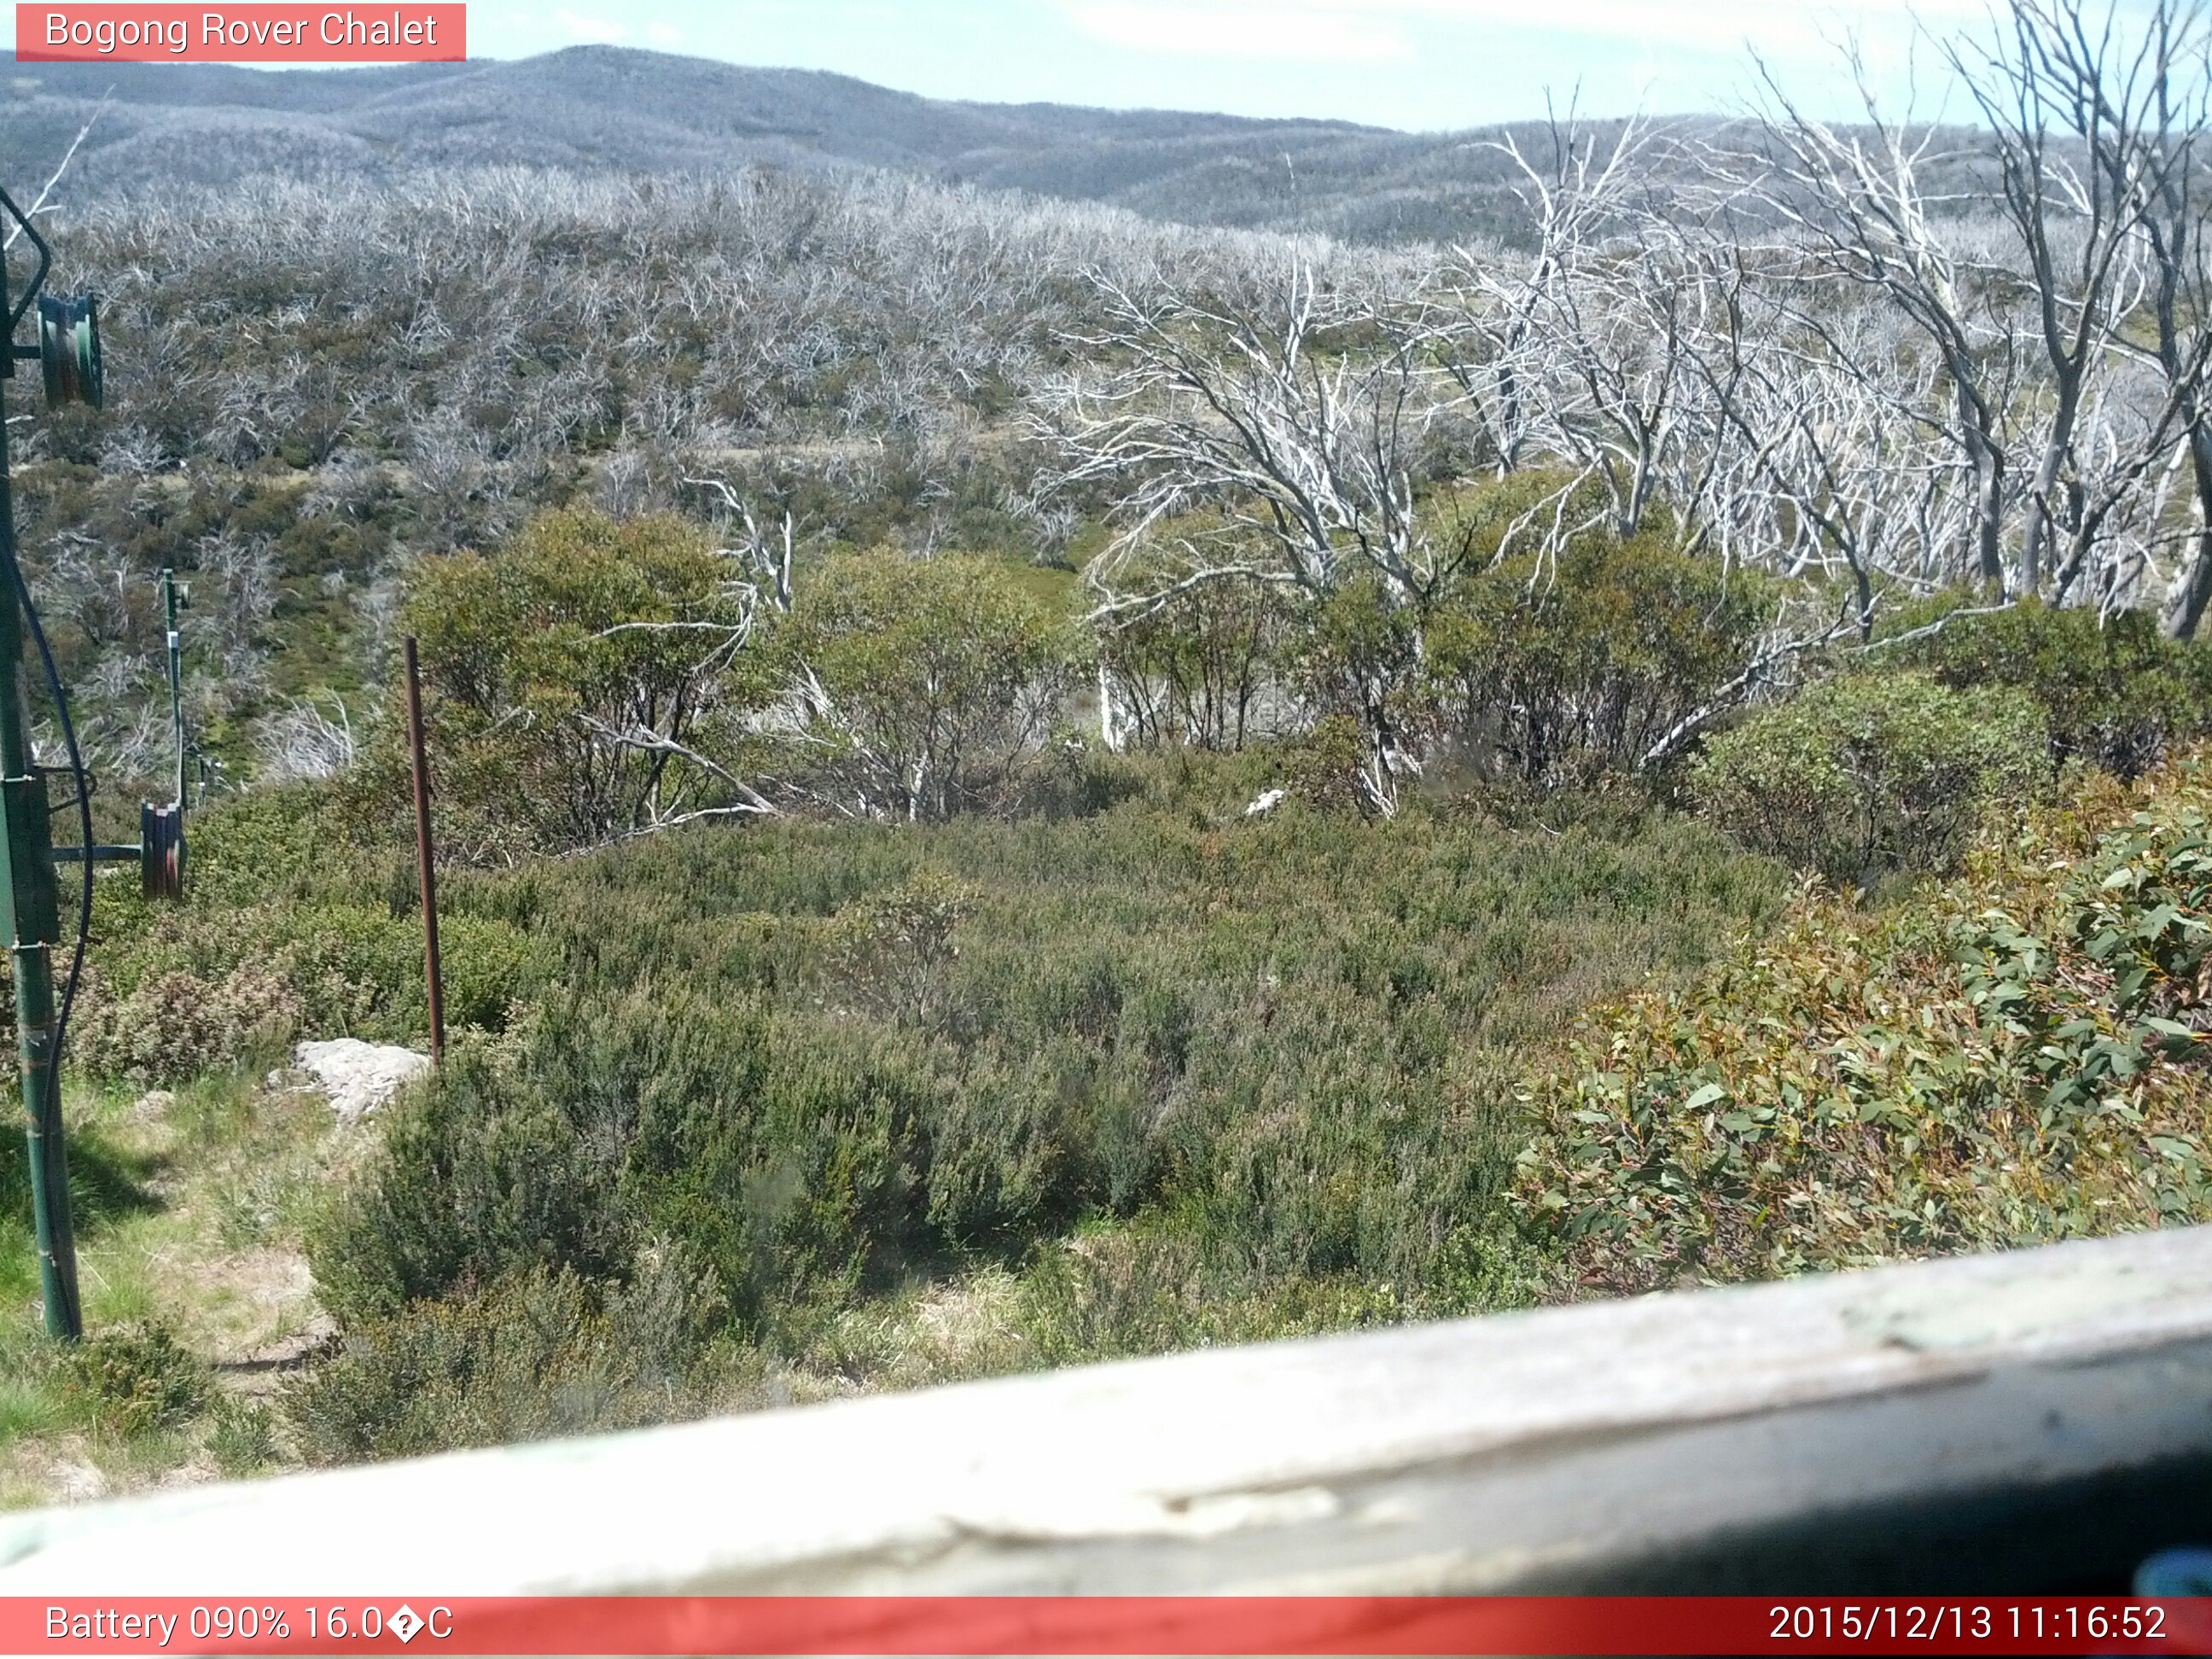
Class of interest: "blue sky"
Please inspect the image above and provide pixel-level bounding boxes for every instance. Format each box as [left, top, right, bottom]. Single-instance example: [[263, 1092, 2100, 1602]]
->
[[463, 0, 1987, 130], [0, 1, 1996, 129]]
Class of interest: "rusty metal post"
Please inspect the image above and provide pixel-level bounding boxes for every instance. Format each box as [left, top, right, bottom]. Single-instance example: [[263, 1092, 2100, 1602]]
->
[[403, 636, 444, 1064]]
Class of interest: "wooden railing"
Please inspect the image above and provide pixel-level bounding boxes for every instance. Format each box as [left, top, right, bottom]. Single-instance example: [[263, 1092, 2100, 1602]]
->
[[5, 1225, 2210, 1594]]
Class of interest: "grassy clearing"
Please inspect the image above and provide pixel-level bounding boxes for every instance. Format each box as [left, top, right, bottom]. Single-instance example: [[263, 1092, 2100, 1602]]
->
[[0, 1064, 346, 1507]]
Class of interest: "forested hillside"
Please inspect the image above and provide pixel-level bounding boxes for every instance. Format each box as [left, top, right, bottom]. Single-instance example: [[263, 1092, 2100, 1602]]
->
[[2, 45, 1634, 245], [8, 0, 2212, 1505]]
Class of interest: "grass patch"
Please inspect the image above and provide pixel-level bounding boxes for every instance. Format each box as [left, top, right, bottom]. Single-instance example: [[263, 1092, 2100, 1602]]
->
[[0, 1066, 343, 1509]]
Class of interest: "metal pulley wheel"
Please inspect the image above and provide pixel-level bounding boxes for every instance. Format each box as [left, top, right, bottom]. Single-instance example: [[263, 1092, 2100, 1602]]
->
[[140, 801, 184, 901], [37, 294, 101, 410]]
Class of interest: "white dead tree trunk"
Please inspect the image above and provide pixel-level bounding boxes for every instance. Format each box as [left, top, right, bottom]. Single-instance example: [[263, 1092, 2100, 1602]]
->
[[3, 90, 111, 251], [1946, 0, 2167, 602], [1692, 253, 1978, 634], [1042, 259, 1457, 813], [684, 474, 796, 617], [1722, 50, 2023, 598], [1432, 109, 1656, 480], [2001, 0, 2212, 638], [1452, 114, 1736, 544]]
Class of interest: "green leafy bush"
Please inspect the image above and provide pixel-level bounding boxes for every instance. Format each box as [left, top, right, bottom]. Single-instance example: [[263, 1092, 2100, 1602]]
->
[[73, 889, 534, 1079], [1907, 602, 2212, 777], [824, 869, 976, 1027], [285, 1254, 726, 1464], [1280, 713, 1373, 813], [1096, 556, 1287, 751], [782, 552, 1086, 819], [1423, 530, 1777, 785], [309, 992, 948, 1336], [61, 779, 540, 1084], [1519, 760, 2212, 1295], [1014, 1224, 1403, 1365], [381, 507, 775, 862], [1693, 673, 2048, 885], [1287, 578, 1424, 789]]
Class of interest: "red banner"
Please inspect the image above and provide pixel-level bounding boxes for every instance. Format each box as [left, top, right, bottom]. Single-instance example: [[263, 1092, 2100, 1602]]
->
[[15, 5, 464, 61], [4, 1598, 2212, 1656]]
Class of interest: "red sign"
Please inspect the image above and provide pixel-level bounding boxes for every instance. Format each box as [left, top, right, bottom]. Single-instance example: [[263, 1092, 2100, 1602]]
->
[[15, 4, 465, 61], [3, 1597, 2211, 1656]]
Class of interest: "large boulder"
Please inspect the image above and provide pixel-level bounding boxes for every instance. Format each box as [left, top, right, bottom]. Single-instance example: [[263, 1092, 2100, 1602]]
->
[[294, 1039, 431, 1120]]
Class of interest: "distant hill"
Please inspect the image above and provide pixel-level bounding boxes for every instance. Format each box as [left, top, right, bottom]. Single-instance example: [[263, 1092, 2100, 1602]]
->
[[0, 45, 1632, 244]]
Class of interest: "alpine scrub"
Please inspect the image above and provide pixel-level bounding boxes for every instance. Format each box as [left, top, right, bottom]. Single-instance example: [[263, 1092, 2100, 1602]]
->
[[1520, 758, 2212, 1297]]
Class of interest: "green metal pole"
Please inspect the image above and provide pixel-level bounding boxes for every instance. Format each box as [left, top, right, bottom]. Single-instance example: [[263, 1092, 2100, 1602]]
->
[[0, 372, 79, 1341]]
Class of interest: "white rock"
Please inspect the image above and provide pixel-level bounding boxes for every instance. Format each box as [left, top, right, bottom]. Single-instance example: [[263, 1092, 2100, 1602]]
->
[[294, 1039, 432, 1121], [1243, 788, 1287, 817]]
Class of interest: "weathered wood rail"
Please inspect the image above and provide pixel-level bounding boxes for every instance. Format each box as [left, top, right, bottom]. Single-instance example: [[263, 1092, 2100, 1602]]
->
[[5, 1225, 2210, 1594]]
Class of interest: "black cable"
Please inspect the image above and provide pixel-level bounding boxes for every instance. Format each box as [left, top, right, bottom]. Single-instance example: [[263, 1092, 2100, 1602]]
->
[[7, 556, 93, 1084]]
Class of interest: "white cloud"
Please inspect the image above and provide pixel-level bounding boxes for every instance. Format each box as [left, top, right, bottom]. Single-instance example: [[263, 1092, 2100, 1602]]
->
[[1061, 0, 1983, 70], [551, 7, 630, 44], [646, 21, 687, 46], [1061, 2, 1415, 62]]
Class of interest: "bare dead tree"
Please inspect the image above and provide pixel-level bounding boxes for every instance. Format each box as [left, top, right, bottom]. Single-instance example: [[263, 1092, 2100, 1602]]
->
[[1434, 108, 1657, 477], [683, 474, 796, 615], [1721, 47, 2023, 597], [1688, 242, 1977, 634], [1041, 259, 1460, 812], [1528, 212, 1721, 541], [3, 89, 111, 251], [1047, 262, 1450, 613], [255, 696, 358, 784], [1944, 0, 2175, 601], [2004, 0, 2212, 637]]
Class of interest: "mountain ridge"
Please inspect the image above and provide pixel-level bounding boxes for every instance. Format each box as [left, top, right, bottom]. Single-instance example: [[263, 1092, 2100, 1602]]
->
[[0, 44, 1616, 244]]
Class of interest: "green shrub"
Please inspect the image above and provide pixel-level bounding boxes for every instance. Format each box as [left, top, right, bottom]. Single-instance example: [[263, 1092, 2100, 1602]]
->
[[1280, 713, 1372, 813], [1013, 1224, 1390, 1365], [303, 778, 1789, 1415], [1288, 578, 1424, 785], [1423, 530, 1777, 785], [69, 1321, 210, 1436], [781, 552, 1086, 819], [1519, 760, 2212, 1295], [379, 507, 776, 862], [1096, 556, 1287, 751], [182, 781, 393, 911], [76, 963, 303, 1086], [72, 898, 533, 1079], [254, 904, 533, 1037], [310, 992, 951, 1337], [1907, 602, 2212, 778], [65, 779, 540, 1081], [995, 729, 1154, 822], [1693, 673, 2049, 885], [206, 1396, 280, 1476], [285, 1254, 725, 1464], [307, 1036, 626, 1327], [824, 869, 975, 1027]]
